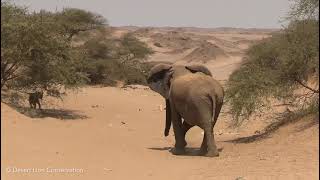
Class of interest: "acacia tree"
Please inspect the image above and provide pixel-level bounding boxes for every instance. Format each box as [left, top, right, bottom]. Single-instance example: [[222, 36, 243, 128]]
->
[[54, 8, 107, 41], [1, 2, 28, 89], [78, 31, 153, 85], [225, 0, 319, 125], [119, 33, 153, 61], [1, 2, 106, 95]]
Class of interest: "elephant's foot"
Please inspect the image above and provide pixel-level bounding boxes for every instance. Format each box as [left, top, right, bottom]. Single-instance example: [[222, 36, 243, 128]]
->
[[198, 148, 207, 156], [205, 150, 219, 157], [170, 147, 186, 155], [175, 139, 187, 148], [182, 140, 187, 148]]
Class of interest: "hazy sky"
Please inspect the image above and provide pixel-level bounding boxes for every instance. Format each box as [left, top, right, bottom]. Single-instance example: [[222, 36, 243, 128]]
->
[[12, 0, 292, 28]]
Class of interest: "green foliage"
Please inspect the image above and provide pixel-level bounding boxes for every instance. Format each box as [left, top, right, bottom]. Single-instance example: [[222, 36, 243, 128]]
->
[[226, 0, 319, 125], [119, 33, 154, 60], [1, 1, 154, 97], [1, 2, 104, 94], [54, 8, 107, 41], [79, 31, 153, 86], [288, 0, 319, 20], [83, 36, 115, 59], [81, 57, 151, 86], [226, 19, 319, 125]]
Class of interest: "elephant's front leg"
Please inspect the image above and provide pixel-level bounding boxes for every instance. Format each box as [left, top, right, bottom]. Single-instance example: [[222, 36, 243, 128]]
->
[[170, 108, 186, 155]]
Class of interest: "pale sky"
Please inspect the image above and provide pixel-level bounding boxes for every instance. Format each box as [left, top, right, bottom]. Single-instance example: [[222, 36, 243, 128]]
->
[[12, 0, 292, 28]]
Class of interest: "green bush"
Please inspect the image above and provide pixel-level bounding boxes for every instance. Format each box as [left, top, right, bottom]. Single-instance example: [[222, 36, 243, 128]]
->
[[1, 2, 106, 94], [226, 19, 319, 125], [78, 31, 153, 86], [120, 33, 154, 59], [1, 1, 153, 96]]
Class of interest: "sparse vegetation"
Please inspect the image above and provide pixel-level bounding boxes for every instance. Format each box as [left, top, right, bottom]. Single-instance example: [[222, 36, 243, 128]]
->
[[78, 30, 153, 86], [1, 2, 105, 94], [1, 1, 153, 103], [226, 0, 319, 125]]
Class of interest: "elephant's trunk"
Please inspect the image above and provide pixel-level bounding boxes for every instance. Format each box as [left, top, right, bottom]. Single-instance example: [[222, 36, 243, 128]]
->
[[164, 99, 171, 136]]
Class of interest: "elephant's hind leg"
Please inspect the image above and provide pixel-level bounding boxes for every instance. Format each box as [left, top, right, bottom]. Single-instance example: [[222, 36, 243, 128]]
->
[[204, 128, 219, 157], [197, 103, 219, 157], [171, 107, 186, 155], [181, 121, 194, 147], [201, 103, 222, 156], [199, 134, 207, 155]]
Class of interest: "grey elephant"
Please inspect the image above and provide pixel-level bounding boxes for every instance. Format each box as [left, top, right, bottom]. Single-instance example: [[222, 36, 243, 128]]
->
[[147, 63, 224, 157]]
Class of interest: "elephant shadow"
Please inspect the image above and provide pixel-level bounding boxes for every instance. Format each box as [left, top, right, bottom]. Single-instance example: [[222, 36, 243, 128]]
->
[[148, 147, 224, 156]]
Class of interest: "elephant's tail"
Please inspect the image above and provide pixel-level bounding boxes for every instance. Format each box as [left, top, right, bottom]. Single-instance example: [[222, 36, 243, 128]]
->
[[209, 93, 218, 127], [209, 92, 223, 128]]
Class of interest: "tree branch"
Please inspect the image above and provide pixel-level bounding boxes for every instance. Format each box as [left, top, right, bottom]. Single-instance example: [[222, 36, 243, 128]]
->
[[295, 79, 319, 93]]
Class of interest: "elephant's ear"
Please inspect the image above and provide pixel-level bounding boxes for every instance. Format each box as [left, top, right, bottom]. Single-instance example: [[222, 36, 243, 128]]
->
[[147, 63, 172, 84], [185, 64, 212, 76]]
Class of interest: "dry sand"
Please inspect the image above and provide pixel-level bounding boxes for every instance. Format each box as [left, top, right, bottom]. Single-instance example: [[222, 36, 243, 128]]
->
[[1, 86, 318, 180], [1, 27, 319, 180]]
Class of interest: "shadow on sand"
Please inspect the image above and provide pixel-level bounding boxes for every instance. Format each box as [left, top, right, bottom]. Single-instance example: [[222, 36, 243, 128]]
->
[[4, 102, 88, 120], [224, 112, 319, 144], [148, 147, 224, 157], [1, 91, 88, 120], [24, 108, 88, 120]]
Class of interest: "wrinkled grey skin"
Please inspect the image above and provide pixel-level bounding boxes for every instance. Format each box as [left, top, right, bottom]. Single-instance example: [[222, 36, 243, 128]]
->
[[147, 64, 224, 157]]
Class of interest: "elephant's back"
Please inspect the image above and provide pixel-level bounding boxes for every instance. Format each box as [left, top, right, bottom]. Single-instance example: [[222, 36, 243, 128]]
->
[[170, 73, 221, 126], [171, 73, 222, 96], [170, 73, 223, 108]]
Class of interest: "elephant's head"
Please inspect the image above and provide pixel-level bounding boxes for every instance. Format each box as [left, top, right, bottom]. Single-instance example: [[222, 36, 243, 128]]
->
[[147, 63, 212, 98], [147, 63, 212, 136], [147, 63, 173, 99]]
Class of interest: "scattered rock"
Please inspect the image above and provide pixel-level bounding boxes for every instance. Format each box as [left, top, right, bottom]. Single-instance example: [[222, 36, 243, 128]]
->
[[216, 130, 223, 135], [104, 168, 112, 172], [159, 105, 164, 111], [138, 108, 142, 111], [235, 176, 245, 180], [121, 121, 126, 125]]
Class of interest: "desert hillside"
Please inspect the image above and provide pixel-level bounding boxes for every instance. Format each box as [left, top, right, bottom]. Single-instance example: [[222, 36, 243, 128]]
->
[[111, 26, 274, 82]]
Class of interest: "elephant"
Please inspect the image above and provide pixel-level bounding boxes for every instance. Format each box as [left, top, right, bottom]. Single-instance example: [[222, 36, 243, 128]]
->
[[147, 63, 224, 157]]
